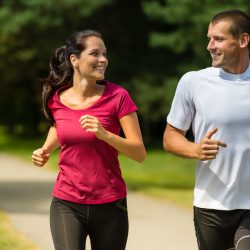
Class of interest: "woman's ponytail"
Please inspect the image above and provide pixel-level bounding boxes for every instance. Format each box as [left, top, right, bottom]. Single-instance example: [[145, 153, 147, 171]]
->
[[41, 30, 102, 124]]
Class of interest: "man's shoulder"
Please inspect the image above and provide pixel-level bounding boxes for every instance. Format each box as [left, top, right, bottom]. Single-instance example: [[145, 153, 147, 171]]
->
[[177, 67, 219, 92], [183, 67, 216, 78], [180, 67, 217, 84]]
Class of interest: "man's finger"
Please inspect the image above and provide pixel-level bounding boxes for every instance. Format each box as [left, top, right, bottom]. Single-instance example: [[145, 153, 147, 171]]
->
[[205, 128, 218, 139], [218, 141, 227, 147]]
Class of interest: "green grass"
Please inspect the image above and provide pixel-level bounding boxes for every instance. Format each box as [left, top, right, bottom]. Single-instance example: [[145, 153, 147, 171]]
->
[[141, 188, 194, 209], [0, 211, 39, 250], [46, 149, 196, 208], [119, 152, 195, 209], [120, 151, 195, 190], [0, 127, 196, 208], [0, 127, 197, 248], [0, 128, 42, 160]]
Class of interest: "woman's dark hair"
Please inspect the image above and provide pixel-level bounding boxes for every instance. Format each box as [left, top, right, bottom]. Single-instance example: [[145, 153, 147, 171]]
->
[[42, 30, 103, 124]]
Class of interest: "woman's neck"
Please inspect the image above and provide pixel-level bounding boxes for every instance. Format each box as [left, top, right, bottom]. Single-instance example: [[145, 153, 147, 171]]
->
[[72, 76, 98, 98]]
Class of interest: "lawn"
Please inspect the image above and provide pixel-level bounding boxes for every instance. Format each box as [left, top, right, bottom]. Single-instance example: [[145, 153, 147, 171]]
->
[[0, 127, 196, 208], [0, 212, 38, 250], [45, 149, 196, 208], [0, 127, 197, 248]]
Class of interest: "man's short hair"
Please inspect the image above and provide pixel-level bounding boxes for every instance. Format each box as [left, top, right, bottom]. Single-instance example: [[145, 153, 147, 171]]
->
[[211, 9, 250, 38]]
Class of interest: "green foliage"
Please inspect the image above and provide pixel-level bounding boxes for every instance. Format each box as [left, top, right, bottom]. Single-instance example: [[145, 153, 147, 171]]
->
[[0, 0, 149, 137], [0, 0, 113, 136], [143, 0, 249, 65], [1, 0, 250, 145]]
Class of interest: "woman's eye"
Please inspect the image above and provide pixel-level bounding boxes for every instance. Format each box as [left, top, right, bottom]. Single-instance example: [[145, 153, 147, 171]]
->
[[89, 51, 107, 58], [90, 51, 98, 56]]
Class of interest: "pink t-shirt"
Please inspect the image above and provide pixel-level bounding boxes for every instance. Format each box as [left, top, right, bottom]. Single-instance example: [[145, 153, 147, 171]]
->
[[49, 81, 138, 204]]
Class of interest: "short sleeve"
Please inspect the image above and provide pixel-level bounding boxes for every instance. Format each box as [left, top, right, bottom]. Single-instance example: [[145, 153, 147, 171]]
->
[[116, 89, 138, 119], [47, 90, 60, 118], [167, 72, 195, 131]]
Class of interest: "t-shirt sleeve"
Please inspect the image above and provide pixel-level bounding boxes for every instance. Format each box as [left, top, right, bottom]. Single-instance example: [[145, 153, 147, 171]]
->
[[167, 72, 195, 131], [116, 88, 138, 119], [47, 91, 58, 117]]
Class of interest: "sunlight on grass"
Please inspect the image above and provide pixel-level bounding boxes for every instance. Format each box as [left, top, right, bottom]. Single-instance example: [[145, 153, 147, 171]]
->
[[0, 211, 39, 250], [119, 151, 196, 189], [46, 148, 196, 209], [0, 127, 197, 208], [0, 127, 197, 248], [141, 188, 194, 209], [0, 127, 42, 161]]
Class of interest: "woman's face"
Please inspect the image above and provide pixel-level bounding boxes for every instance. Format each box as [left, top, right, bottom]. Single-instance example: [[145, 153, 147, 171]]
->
[[72, 36, 108, 81]]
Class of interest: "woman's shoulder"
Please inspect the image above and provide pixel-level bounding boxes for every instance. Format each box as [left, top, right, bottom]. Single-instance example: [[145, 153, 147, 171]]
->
[[103, 80, 129, 96], [48, 86, 69, 107]]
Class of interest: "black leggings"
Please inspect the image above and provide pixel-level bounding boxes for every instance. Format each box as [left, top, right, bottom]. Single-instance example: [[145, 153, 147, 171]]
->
[[194, 206, 250, 250], [50, 197, 129, 250]]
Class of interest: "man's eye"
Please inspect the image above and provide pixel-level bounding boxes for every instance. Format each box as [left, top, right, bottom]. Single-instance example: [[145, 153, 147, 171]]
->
[[216, 38, 224, 42]]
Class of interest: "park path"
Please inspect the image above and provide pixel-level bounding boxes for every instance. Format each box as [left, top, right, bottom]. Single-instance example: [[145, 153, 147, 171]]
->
[[0, 152, 197, 250]]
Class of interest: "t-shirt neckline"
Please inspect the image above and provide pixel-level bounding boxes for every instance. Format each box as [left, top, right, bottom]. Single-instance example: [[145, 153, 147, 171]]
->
[[219, 64, 250, 80], [56, 81, 108, 111]]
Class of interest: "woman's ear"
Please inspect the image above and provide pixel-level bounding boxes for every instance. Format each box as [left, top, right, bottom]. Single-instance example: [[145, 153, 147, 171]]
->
[[239, 33, 250, 48], [70, 54, 79, 67]]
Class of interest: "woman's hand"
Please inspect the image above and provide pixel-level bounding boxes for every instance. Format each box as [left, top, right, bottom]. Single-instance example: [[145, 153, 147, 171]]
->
[[79, 114, 109, 140], [79, 112, 146, 163], [32, 148, 50, 167]]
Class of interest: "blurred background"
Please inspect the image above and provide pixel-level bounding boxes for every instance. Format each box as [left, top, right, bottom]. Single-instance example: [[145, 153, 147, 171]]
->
[[0, 0, 248, 146], [0, 0, 249, 249]]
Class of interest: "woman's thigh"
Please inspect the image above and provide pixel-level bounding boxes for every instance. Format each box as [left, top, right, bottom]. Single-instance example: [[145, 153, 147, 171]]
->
[[50, 197, 88, 250], [89, 198, 129, 250]]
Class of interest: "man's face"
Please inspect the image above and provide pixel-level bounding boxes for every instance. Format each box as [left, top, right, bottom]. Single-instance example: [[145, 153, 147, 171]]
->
[[207, 20, 241, 73]]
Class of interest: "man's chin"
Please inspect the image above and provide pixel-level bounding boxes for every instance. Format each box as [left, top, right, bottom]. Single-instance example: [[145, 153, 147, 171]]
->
[[211, 60, 222, 68]]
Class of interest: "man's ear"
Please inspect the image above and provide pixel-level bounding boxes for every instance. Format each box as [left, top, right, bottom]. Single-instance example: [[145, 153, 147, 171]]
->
[[239, 33, 250, 48]]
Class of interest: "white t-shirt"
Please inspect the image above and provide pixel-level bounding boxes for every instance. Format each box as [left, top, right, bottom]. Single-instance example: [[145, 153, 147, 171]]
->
[[167, 66, 250, 210]]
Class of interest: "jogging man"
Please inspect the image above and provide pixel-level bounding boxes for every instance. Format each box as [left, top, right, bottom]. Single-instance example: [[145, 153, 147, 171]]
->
[[163, 9, 250, 250]]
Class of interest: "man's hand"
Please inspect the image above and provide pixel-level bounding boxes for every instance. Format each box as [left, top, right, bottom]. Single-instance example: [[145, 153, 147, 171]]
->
[[194, 128, 227, 161]]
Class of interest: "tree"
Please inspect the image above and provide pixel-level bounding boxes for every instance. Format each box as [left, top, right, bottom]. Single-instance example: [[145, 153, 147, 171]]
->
[[0, 0, 112, 136], [0, 0, 249, 146], [137, 0, 250, 145]]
